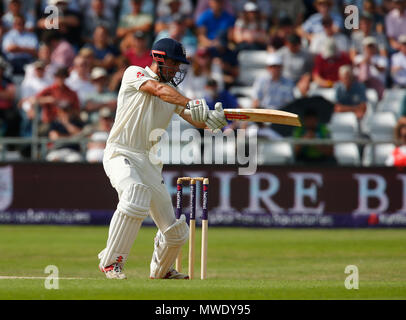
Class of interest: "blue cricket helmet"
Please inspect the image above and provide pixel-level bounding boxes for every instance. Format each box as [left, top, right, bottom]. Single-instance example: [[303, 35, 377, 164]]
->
[[151, 38, 189, 65]]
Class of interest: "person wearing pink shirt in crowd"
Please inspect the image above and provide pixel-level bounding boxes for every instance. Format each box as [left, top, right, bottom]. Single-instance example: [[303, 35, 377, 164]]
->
[[385, 0, 406, 50], [42, 31, 76, 69], [123, 31, 153, 68]]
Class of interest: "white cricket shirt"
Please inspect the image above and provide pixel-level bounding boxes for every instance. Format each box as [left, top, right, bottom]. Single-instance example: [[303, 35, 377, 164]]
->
[[107, 66, 183, 152]]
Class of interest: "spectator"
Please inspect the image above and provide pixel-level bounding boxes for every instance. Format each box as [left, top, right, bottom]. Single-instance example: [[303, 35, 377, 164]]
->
[[278, 33, 314, 84], [23, 43, 56, 84], [46, 101, 85, 162], [84, 67, 117, 123], [333, 65, 367, 120], [194, 0, 235, 21], [42, 31, 76, 69], [269, 0, 306, 27], [195, 0, 236, 49], [293, 108, 334, 164], [0, 56, 18, 137], [1, 0, 35, 32], [1, 14, 38, 74], [108, 56, 130, 93], [154, 0, 194, 34], [37, 0, 82, 48], [178, 47, 224, 99], [252, 53, 295, 110], [385, 0, 406, 51], [310, 16, 350, 56], [156, 0, 194, 20], [349, 13, 388, 60], [203, 78, 238, 110], [116, 0, 153, 40], [83, 26, 119, 73], [85, 107, 115, 163], [81, 0, 121, 22], [232, 2, 268, 51], [312, 38, 352, 88], [35, 67, 80, 135], [209, 31, 239, 89], [268, 16, 296, 52], [154, 13, 198, 58], [19, 60, 53, 137], [298, 0, 343, 43], [122, 31, 153, 68], [66, 56, 97, 108], [353, 36, 388, 99], [362, 0, 385, 34], [391, 34, 406, 87], [386, 116, 406, 166], [82, 0, 116, 42]]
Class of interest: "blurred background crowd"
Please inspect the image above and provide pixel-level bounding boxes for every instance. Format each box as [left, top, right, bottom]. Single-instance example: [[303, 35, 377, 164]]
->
[[0, 0, 406, 166]]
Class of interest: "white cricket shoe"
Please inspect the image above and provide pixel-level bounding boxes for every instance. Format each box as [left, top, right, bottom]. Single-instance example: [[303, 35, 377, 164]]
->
[[101, 263, 127, 279], [150, 268, 189, 279]]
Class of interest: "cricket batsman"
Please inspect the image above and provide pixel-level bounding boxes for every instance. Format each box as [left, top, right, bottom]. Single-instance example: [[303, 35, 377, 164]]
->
[[98, 38, 227, 279]]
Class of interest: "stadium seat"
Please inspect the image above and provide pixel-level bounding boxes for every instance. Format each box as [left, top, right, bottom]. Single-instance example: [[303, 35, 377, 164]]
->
[[377, 88, 406, 118], [369, 111, 396, 141], [334, 143, 361, 166], [237, 50, 269, 69], [329, 112, 359, 140], [309, 88, 336, 102], [258, 140, 294, 165], [362, 143, 395, 166]]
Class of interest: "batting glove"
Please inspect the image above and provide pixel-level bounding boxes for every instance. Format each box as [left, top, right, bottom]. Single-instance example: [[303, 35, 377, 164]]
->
[[205, 102, 227, 132], [187, 99, 209, 123]]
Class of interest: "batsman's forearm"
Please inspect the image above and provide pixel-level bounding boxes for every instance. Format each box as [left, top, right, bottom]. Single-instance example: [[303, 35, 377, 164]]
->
[[141, 80, 190, 107]]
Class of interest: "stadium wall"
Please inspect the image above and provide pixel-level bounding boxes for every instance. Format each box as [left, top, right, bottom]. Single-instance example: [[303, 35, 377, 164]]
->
[[0, 163, 405, 227]]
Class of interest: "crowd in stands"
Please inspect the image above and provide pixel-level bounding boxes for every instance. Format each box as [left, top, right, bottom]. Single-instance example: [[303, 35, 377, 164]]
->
[[0, 0, 405, 166]]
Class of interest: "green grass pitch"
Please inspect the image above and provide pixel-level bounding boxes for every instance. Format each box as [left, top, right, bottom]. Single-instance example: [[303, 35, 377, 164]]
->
[[0, 225, 405, 300]]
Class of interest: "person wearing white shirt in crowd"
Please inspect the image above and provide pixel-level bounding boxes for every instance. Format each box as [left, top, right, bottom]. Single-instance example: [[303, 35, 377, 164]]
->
[[66, 56, 97, 108], [1, 14, 38, 74], [309, 16, 349, 55], [23, 44, 56, 85], [391, 34, 406, 88], [19, 60, 54, 137], [1, 0, 36, 32], [353, 36, 388, 99]]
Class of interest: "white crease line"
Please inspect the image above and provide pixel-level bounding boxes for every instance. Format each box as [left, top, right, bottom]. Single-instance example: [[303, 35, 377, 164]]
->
[[0, 276, 94, 280]]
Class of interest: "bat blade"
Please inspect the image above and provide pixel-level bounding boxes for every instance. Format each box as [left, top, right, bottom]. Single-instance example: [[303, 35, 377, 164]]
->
[[224, 109, 301, 127]]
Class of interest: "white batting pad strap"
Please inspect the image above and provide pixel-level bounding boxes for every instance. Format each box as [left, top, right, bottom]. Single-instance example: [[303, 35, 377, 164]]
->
[[98, 210, 144, 268], [149, 217, 189, 278], [117, 183, 151, 218]]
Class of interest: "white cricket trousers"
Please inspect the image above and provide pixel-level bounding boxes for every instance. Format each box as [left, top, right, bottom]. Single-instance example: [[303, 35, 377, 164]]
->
[[99, 143, 181, 271]]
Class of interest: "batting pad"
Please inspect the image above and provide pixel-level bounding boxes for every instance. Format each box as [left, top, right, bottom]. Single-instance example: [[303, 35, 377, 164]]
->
[[98, 183, 151, 268], [150, 216, 189, 279]]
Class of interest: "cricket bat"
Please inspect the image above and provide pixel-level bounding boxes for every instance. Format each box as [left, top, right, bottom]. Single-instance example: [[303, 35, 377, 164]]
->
[[223, 109, 301, 127]]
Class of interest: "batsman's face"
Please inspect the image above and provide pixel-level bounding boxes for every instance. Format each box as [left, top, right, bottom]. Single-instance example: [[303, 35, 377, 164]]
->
[[164, 58, 181, 78]]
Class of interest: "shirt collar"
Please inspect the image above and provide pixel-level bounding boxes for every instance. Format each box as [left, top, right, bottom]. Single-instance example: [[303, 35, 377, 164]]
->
[[145, 66, 159, 80]]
